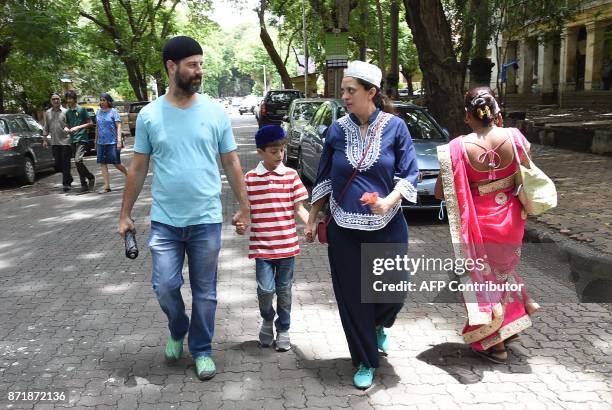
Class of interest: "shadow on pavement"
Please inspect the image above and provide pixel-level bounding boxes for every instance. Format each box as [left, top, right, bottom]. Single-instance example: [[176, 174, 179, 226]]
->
[[416, 342, 533, 385]]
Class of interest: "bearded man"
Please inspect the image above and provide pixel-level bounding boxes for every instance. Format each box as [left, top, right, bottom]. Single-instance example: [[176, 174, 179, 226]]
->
[[118, 36, 250, 381]]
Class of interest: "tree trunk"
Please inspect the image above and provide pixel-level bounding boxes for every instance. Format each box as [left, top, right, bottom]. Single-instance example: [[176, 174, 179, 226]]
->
[[153, 70, 167, 97], [400, 68, 413, 94], [386, 0, 400, 97], [258, 0, 293, 90], [358, 0, 368, 60], [0, 42, 11, 113], [403, 0, 469, 137], [459, 0, 475, 89], [468, 0, 494, 86], [0, 78, 5, 114], [123, 59, 147, 101], [375, 0, 386, 81]]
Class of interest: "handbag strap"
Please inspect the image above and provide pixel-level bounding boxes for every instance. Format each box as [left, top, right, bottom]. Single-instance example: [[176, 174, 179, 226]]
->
[[509, 128, 531, 165], [325, 116, 380, 226]]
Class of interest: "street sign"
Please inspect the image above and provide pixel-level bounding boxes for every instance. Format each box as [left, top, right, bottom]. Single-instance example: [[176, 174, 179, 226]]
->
[[325, 32, 348, 68]]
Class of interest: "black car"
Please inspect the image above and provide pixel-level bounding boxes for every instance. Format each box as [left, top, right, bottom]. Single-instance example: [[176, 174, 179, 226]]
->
[[0, 114, 54, 184], [84, 108, 97, 153], [282, 98, 327, 166], [258, 89, 304, 127]]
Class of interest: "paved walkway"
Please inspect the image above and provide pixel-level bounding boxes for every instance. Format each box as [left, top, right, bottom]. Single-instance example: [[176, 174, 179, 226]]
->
[[0, 113, 611, 409], [528, 144, 612, 254]]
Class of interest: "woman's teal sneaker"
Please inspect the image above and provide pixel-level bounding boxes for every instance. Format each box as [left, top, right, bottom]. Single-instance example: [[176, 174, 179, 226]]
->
[[353, 364, 375, 389], [164, 337, 183, 363], [195, 356, 216, 381], [376, 326, 389, 353]]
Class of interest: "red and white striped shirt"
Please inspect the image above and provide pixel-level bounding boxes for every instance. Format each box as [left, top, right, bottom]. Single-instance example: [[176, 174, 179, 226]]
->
[[245, 162, 308, 259]]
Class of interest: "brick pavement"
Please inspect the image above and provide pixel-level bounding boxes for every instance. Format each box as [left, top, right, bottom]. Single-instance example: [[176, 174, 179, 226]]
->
[[527, 144, 612, 255], [0, 113, 611, 409]]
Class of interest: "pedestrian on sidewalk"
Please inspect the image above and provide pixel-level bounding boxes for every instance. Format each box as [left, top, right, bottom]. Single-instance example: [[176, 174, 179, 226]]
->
[[95, 92, 127, 193], [304, 60, 420, 390], [237, 125, 309, 352], [434, 86, 540, 364], [65, 90, 95, 193], [117, 36, 250, 382], [42, 92, 73, 192]]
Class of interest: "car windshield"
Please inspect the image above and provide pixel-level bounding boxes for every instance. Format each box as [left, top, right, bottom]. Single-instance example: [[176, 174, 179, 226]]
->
[[266, 92, 300, 103], [293, 102, 323, 121], [396, 108, 446, 141]]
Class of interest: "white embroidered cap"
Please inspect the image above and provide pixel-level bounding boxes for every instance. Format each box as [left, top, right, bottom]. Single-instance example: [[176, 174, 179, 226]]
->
[[344, 60, 382, 88]]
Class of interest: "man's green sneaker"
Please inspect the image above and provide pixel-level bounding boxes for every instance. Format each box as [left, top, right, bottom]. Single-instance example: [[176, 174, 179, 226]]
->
[[195, 356, 216, 381], [376, 326, 389, 353], [164, 337, 183, 363]]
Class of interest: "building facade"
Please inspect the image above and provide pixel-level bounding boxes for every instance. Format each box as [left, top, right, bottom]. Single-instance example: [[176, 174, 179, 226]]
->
[[495, 0, 612, 108]]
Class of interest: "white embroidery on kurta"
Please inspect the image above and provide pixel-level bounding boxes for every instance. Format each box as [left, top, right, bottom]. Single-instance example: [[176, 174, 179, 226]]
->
[[311, 179, 332, 204], [338, 112, 393, 172], [330, 195, 400, 230], [394, 178, 418, 203]]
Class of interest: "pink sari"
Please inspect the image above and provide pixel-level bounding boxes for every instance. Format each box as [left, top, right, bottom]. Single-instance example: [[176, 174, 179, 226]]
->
[[437, 129, 533, 351]]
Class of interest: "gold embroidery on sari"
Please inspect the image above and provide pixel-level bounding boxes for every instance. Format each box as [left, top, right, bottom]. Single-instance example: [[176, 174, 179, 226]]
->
[[480, 315, 532, 350], [476, 172, 516, 195]]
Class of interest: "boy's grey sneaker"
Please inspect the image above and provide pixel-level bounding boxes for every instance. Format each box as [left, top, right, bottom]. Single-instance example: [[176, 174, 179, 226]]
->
[[259, 320, 274, 347], [275, 331, 291, 352]]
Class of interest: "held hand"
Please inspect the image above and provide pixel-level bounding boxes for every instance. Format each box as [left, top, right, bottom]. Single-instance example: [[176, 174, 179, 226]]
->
[[63, 127, 71, 134], [232, 207, 250, 231], [42, 140, 48, 149], [304, 222, 316, 243], [369, 196, 394, 215], [118, 216, 135, 238], [234, 222, 247, 235]]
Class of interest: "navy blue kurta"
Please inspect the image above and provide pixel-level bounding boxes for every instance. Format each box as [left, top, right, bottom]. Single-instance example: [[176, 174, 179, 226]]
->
[[312, 109, 419, 368]]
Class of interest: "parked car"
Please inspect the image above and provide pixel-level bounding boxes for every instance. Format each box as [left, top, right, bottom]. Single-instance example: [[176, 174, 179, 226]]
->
[[297, 102, 449, 211], [281, 98, 327, 165], [127, 101, 149, 136], [0, 114, 54, 184], [113, 101, 132, 139], [254, 97, 264, 121], [398, 88, 410, 97], [83, 108, 98, 153], [238, 96, 259, 115], [258, 89, 304, 127], [393, 102, 449, 210], [297, 99, 346, 182]]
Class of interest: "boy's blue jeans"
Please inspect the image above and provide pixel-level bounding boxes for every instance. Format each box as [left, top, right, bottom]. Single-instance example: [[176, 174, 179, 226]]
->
[[148, 221, 221, 358], [255, 257, 295, 332]]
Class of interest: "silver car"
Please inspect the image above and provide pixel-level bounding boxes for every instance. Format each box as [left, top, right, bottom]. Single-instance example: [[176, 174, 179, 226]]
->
[[282, 98, 327, 165], [394, 102, 449, 210], [297, 101, 449, 211]]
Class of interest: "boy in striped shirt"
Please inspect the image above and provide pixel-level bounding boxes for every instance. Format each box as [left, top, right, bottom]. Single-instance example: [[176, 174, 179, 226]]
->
[[236, 125, 309, 351]]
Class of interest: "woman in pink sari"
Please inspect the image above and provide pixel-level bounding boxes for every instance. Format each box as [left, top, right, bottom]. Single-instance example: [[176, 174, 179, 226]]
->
[[435, 87, 539, 363]]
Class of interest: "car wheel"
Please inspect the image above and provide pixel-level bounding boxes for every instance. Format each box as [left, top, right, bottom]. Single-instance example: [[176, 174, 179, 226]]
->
[[21, 156, 35, 185]]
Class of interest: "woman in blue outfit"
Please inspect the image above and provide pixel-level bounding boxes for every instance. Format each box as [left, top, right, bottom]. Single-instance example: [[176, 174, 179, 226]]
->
[[95, 92, 127, 193], [305, 61, 419, 389]]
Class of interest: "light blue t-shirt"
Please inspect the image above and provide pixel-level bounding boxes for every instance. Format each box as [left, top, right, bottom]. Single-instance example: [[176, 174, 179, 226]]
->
[[96, 108, 120, 144], [134, 94, 237, 227]]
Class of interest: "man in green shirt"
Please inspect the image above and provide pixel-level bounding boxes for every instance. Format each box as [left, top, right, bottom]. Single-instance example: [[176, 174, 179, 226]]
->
[[65, 90, 95, 193]]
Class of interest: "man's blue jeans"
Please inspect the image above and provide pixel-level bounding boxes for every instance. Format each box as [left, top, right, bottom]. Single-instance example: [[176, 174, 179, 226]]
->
[[255, 257, 294, 332], [148, 221, 221, 358]]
